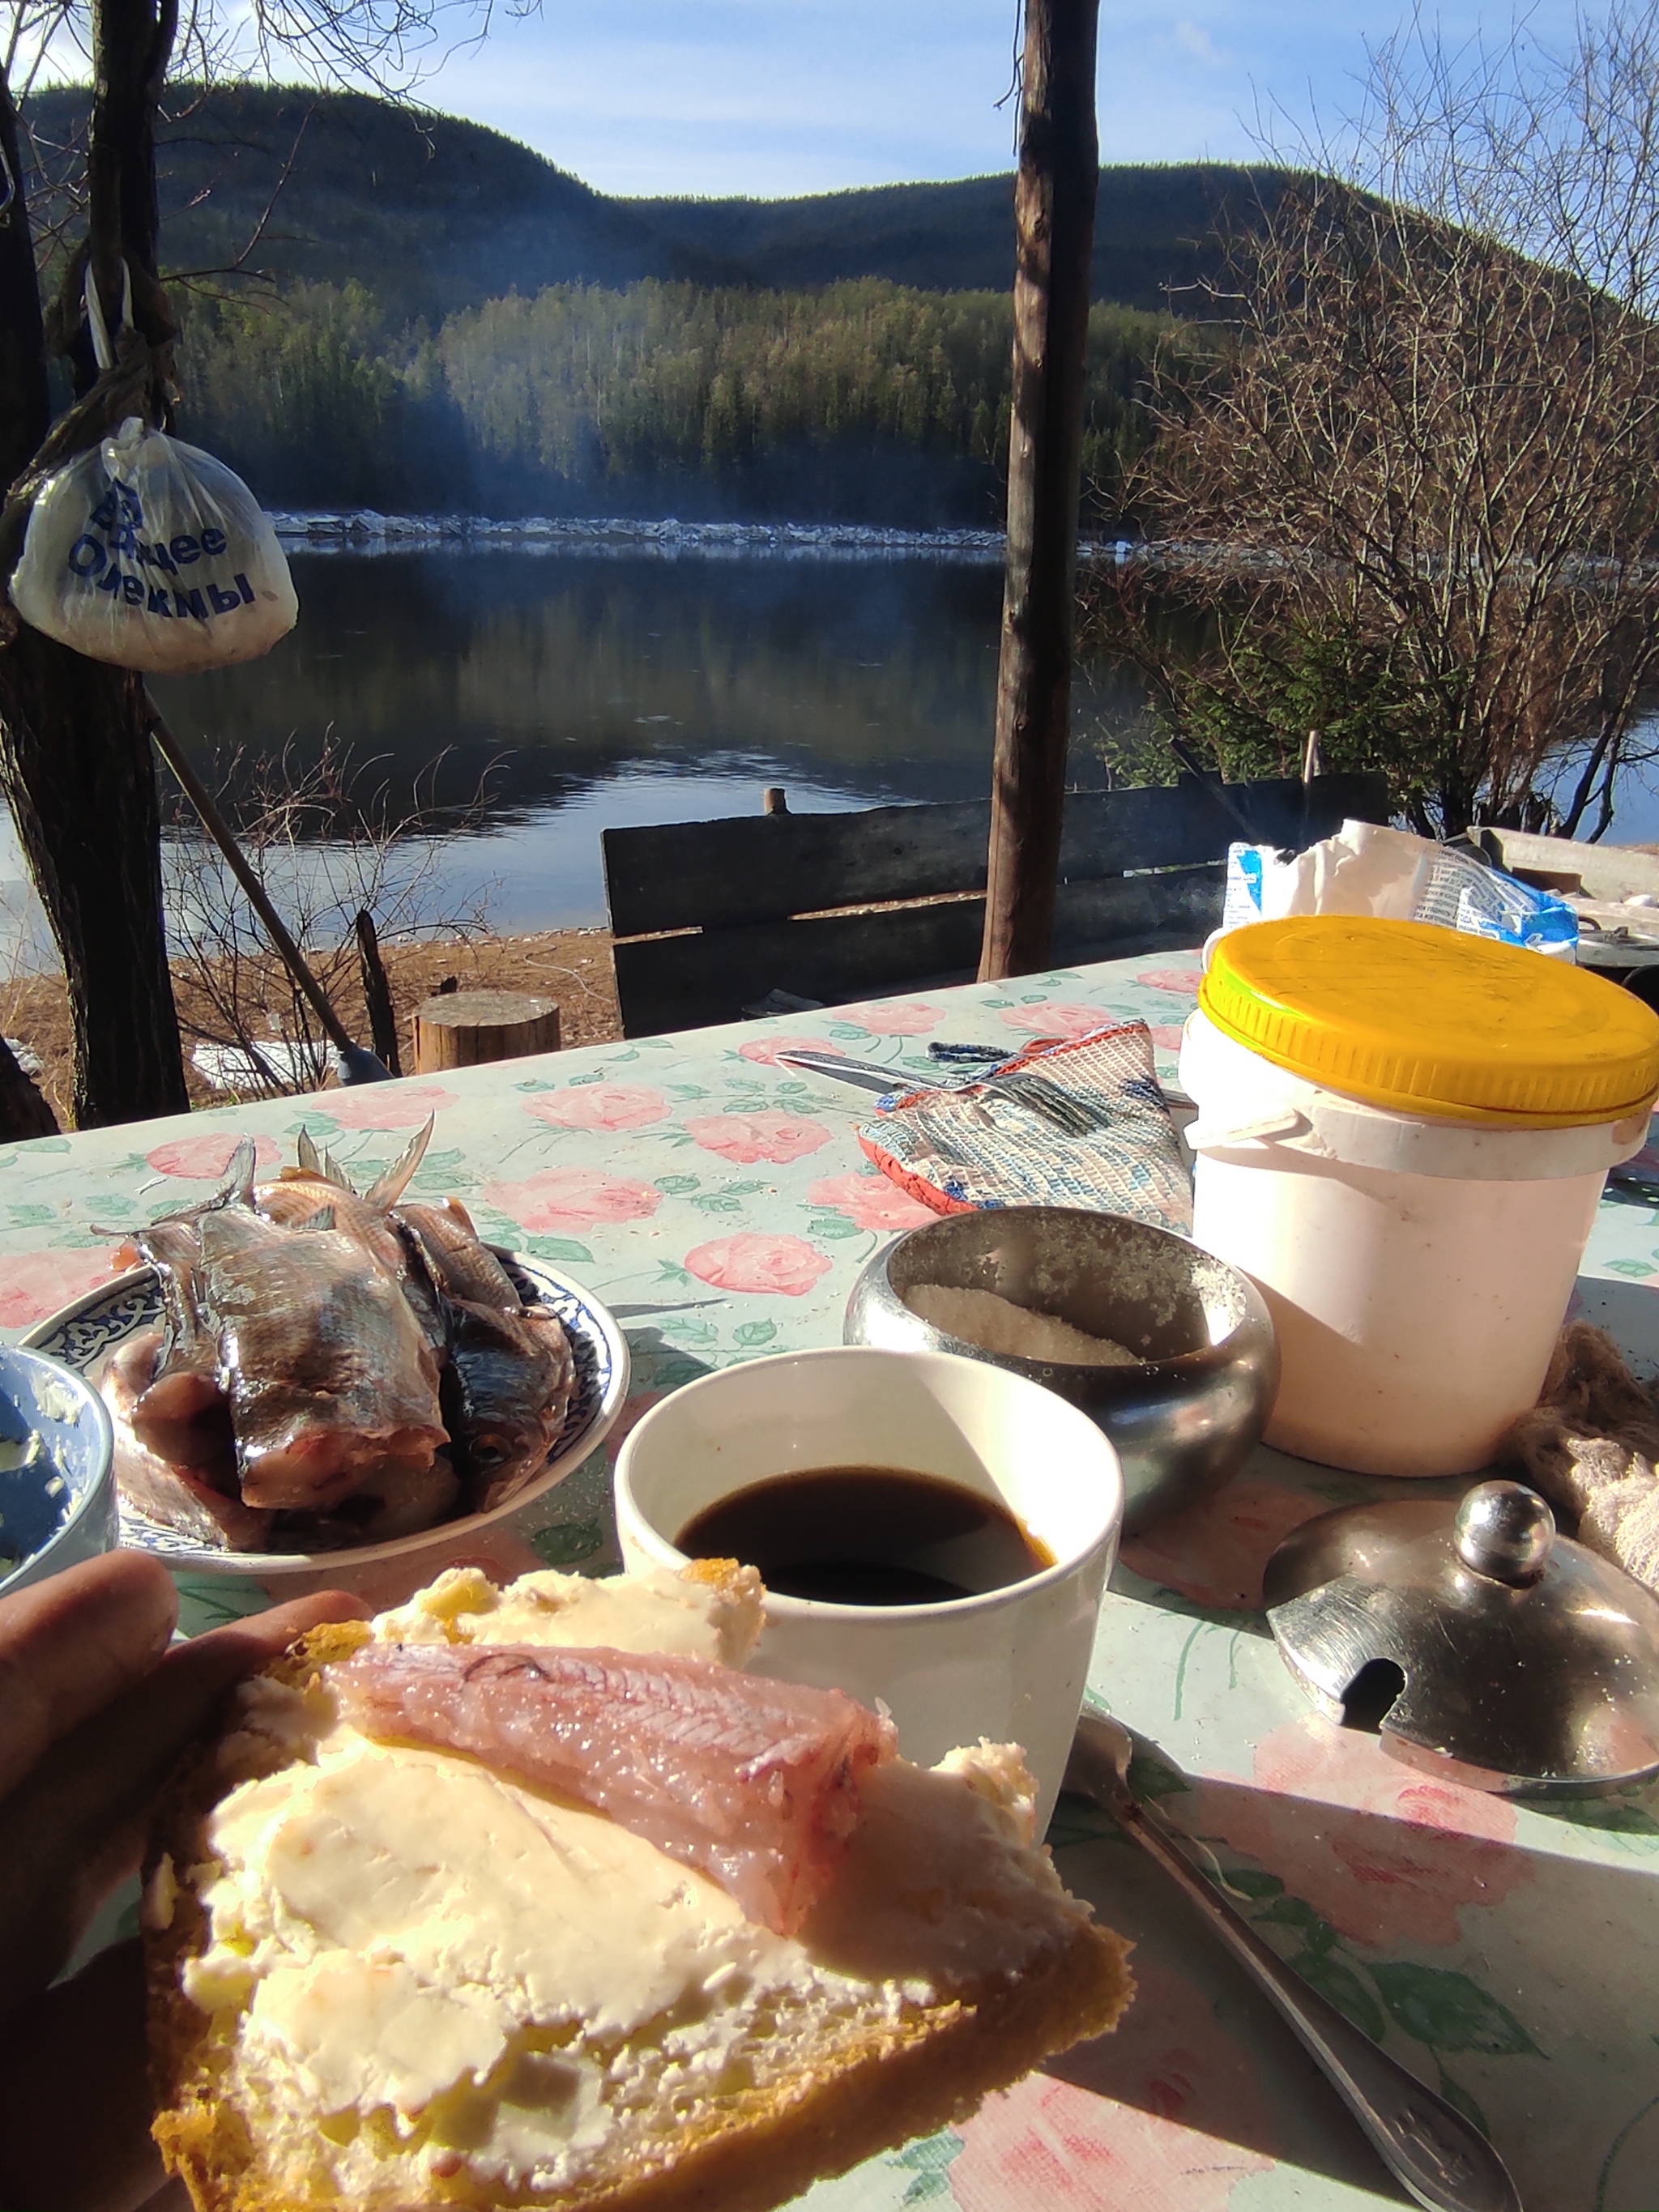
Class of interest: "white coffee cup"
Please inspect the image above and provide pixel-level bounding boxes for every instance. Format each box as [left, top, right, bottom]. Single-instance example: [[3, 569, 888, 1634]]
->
[[614, 1346, 1123, 1826]]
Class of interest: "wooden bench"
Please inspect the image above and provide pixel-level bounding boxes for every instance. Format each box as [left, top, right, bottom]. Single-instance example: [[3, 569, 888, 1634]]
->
[[602, 771, 1390, 1038]]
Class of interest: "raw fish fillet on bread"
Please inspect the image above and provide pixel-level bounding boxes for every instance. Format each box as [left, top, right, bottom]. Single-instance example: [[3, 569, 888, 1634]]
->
[[146, 1560, 1133, 2212]]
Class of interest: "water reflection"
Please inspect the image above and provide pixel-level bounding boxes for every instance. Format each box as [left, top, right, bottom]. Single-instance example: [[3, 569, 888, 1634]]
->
[[139, 548, 1159, 934]]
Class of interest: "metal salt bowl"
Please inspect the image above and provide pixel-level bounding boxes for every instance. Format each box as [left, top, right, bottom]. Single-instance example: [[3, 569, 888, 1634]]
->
[[843, 1206, 1280, 1534]]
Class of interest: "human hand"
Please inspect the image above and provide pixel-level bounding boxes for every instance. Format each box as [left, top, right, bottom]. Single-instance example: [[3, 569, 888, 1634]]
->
[[0, 1550, 365, 2211]]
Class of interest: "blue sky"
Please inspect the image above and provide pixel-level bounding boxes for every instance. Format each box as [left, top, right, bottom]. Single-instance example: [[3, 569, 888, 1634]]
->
[[419, 1, 1594, 201]]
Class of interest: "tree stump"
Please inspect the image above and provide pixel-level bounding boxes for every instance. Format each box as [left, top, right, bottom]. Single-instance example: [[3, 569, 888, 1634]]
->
[[412, 991, 561, 1072]]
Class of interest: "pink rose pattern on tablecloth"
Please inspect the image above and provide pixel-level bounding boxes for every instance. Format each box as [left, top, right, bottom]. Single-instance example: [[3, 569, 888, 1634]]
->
[[0, 1246, 122, 1329], [1196, 1717, 1533, 1948], [684, 1110, 833, 1164], [1137, 967, 1206, 994], [527, 1083, 669, 1132], [145, 1132, 280, 1180], [999, 1001, 1112, 1040], [315, 1080, 460, 1129], [684, 1232, 832, 1296], [835, 999, 944, 1035], [736, 1034, 838, 1065], [950, 2078, 1260, 2212], [952, 1954, 1277, 2210], [482, 1166, 662, 1231], [805, 1170, 936, 1230], [1120, 1477, 1329, 1610], [0, 955, 1634, 2210]]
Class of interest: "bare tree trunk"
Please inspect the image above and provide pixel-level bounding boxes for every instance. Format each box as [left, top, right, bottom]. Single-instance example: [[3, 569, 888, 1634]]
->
[[0, 13, 188, 1127], [0, 650, 186, 1123], [979, 0, 1100, 980]]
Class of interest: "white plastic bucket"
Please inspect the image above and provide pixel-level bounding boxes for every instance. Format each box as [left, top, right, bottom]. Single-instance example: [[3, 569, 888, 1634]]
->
[[1179, 1008, 1651, 1477]]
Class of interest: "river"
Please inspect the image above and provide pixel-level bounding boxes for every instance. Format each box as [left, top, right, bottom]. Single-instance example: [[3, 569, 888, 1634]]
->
[[0, 536, 1653, 973], [149, 540, 1156, 951]]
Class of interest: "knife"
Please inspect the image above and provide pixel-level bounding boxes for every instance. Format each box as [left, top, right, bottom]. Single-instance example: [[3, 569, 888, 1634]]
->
[[774, 1050, 931, 1093]]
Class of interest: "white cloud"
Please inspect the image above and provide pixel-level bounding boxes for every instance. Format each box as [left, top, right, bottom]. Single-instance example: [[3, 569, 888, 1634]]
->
[[1173, 19, 1226, 66]]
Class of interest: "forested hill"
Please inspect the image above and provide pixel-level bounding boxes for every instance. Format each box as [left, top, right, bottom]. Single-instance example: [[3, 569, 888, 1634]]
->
[[633, 168, 1287, 309], [19, 84, 1257, 524], [23, 85, 719, 325], [26, 83, 1284, 322]]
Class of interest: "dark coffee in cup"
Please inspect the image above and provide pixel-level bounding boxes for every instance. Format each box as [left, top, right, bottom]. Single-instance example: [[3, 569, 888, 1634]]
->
[[677, 1464, 1054, 1606]]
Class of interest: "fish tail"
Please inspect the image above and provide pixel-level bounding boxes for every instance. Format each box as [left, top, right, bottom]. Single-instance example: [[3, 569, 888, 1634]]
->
[[222, 1136, 258, 1208], [363, 1115, 435, 1211]]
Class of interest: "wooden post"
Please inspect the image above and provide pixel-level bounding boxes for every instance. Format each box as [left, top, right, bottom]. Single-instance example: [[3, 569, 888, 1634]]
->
[[412, 991, 561, 1072], [354, 909, 402, 1076], [979, 0, 1101, 980]]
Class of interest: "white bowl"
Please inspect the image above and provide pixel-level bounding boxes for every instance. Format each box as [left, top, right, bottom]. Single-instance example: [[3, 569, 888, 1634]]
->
[[616, 1345, 1123, 1826], [24, 1253, 629, 1600]]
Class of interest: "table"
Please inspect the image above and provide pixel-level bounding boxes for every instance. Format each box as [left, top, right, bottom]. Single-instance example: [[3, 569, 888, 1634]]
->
[[6, 953, 1657, 2212]]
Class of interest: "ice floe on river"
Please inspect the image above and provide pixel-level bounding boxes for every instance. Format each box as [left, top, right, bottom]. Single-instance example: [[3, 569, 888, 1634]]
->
[[267, 512, 1139, 564]]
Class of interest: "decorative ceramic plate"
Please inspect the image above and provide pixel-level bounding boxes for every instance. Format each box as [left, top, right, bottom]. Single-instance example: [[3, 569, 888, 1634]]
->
[[23, 1253, 630, 1578]]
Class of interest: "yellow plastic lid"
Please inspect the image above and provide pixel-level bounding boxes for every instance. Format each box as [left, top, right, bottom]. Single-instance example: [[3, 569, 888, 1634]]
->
[[1199, 916, 1659, 1127]]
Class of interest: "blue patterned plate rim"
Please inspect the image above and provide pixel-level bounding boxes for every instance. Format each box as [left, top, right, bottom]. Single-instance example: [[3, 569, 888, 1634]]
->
[[21, 1253, 631, 1576]]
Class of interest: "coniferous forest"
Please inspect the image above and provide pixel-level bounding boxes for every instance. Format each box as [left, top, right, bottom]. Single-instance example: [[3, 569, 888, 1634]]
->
[[174, 278, 1193, 524]]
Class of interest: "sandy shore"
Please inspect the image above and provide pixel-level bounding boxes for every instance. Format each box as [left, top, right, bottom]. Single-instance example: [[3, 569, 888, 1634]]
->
[[0, 929, 625, 1126]]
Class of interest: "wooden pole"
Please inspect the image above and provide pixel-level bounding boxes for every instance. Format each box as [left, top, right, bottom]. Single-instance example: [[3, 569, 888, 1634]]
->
[[979, 0, 1101, 980], [355, 908, 402, 1075]]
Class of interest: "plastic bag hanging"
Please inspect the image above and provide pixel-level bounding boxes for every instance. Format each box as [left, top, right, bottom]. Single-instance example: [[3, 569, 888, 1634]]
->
[[9, 263, 298, 674]]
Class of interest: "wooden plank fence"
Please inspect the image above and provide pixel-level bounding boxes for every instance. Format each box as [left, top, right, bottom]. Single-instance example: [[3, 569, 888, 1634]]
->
[[603, 771, 1389, 1038]]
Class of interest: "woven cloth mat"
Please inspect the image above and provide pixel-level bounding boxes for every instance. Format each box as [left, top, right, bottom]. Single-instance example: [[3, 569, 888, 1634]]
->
[[857, 1019, 1192, 1236]]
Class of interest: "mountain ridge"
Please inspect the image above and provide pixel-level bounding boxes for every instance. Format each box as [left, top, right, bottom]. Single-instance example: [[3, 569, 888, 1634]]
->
[[24, 83, 1283, 321]]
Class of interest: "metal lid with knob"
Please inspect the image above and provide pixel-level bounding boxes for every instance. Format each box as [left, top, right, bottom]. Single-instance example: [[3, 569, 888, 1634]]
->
[[1264, 1479, 1659, 1795]]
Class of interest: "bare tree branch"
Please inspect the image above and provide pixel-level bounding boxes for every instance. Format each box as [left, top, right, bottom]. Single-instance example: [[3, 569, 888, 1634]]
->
[[1086, 11, 1659, 837]]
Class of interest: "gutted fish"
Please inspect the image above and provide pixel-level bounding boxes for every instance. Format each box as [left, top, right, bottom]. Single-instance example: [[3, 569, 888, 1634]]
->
[[334, 1642, 896, 1936], [101, 1123, 574, 1551], [437, 1294, 574, 1511], [100, 1329, 272, 1551], [397, 1196, 522, 1308], [195, 1206, 446, 1511], [397, 1193, 575, 1502], [281, 1455, 463, 1549], [122, 1209, 236, 1471]]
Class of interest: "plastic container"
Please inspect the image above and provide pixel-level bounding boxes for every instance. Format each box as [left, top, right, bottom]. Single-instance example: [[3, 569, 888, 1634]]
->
[[1179, 917, 1659, 1477]]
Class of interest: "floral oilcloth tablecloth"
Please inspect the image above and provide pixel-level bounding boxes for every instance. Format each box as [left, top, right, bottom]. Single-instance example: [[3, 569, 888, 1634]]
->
[[8, 954, 1659, 2212]]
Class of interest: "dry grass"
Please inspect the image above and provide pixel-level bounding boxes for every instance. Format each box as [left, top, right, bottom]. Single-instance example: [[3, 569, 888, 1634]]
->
[[0, 929, 625, 1127]]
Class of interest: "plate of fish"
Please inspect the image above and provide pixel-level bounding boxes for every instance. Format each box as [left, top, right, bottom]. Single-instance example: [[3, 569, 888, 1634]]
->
[[22, 1123, 629, 1577]]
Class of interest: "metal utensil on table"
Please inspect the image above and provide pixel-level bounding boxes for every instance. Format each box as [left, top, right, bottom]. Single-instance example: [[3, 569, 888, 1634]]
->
[[778, 1049, 1127, 1140], [1064, 1712, 1523, 2212], [1264, 1479, 1659, 1796], [774, 1048, 923, 1094]]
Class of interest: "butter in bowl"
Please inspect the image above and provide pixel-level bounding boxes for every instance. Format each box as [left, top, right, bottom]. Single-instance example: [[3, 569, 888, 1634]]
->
[[0, 1342, 117, 1595], [844, 1206, 1279, 1534]]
